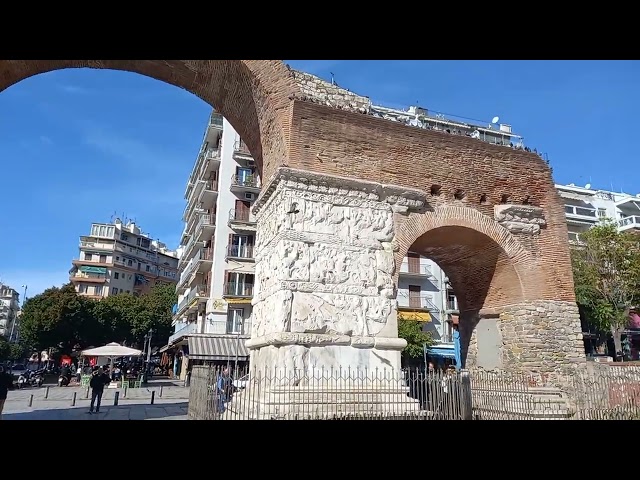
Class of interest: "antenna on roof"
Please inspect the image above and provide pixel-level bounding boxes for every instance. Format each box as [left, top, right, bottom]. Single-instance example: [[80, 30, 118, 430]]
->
[[330, 72, 336, 86]]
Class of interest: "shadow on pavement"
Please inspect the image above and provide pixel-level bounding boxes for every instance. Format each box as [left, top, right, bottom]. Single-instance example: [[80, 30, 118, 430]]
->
[[2, 401, 189, 420]]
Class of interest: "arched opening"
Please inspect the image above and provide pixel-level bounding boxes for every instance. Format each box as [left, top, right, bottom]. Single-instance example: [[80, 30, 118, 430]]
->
[[0, 60, 298, 179], [396, 219, 532, 371]]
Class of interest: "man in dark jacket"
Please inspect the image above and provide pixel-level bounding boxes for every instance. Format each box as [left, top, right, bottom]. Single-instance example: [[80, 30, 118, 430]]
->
[[88, 367, 110, 414], [0, 365, 15, 419]]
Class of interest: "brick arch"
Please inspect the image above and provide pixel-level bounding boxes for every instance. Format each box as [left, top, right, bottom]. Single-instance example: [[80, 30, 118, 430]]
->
[[0, 60, 299, 179], [394, 205, 545, 312]]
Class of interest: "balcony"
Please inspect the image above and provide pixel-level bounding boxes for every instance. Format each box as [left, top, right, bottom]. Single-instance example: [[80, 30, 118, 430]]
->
[[399, 260, 432, 277], [198, 180, 218, 207], [80, 240, 114, 251], [564, 205, 598, 223], [615, 195, 640, 210], [70, 273, 107, 284], [176, 284, 209, 316], [168, 321, 198, 344], [178, 249, 214, 287], [226, 244, 254, 261], [185, 149, 221, 197], [568, 232, 586, 246], [228, 208, 257, 231], [233, 140, 253, 159], [223, 282, 254, 298], [230, 174, 261, 193], [195, 214, 215, 240], [210, 112, 223, 129], [618, 216, 640, 232], [397, 291, 440, 321]]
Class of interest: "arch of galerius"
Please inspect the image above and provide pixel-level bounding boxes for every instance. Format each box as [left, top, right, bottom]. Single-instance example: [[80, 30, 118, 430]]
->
[[0, 61, 586, 417]]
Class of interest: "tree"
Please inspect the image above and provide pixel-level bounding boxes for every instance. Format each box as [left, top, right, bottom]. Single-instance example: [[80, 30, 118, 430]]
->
[[0, 337, 10, 361], [18, 283, 96, 355], [571, 221, 640, 359], [398, 320, 434, 363], [139, 283, 177, 347]]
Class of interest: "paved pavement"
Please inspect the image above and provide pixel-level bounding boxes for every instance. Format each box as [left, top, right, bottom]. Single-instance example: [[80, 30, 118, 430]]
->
[[2, 379, 189, 420]]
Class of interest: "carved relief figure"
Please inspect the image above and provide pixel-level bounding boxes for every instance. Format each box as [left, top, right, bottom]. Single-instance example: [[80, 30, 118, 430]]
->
[[277, 240, 310, 281]]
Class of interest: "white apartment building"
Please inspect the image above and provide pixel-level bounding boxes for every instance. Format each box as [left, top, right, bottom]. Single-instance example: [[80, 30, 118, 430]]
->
[[164, 110, 259, 379], [556, 182, 640, 245], [69, 219, 179, 300], [0, 283, 20, 342]]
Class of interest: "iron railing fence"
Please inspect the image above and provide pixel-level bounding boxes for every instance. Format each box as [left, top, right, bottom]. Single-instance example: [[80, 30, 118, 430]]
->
[[188, 365, 640, 420]]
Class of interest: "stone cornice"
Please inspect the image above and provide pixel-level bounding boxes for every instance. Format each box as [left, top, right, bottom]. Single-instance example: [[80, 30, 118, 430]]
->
[[253, 167, 427, 215]]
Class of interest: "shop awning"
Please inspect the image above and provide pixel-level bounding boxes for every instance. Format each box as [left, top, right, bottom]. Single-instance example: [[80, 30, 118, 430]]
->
[[427, 347, 456, 359], [187, 335, 250, 360], [398, 310, 432, 322], [80, 266, 107, 274]]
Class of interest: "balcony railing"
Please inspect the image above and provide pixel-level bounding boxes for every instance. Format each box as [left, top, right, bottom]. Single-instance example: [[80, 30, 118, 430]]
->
[[398, 291, 439, 311], [618, 216, 640, 229], [179, 249, 212, 286], [229, 208, 256, 224], [233, 140, 251, 156], [399, 261, 433, 276], [197, 214, 215, 232], [223, 282, 254, 297], [564, 205, 597, 219], [230, 174, 260, 189], [71, 273, 107, 282], [210, 113, 223, 128], [176, 284, 208, 313], [226, 244, 254, 259], [168, 321, 198, 344]]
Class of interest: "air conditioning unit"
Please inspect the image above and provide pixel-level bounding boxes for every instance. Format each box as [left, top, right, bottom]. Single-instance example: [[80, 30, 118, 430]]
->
[[245, 193, 256, 201]]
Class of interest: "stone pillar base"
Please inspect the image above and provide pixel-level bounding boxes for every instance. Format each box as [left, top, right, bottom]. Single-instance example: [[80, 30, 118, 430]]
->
[[223, 381, 422, 420], [465, 300, 587, 375]]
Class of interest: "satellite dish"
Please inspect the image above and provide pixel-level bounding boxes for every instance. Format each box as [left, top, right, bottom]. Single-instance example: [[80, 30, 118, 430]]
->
[[585, 183, 591, 189], [491, 116, 500, 124]]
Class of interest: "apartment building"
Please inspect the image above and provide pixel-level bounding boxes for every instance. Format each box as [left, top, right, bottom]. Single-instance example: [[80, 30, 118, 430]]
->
[[69, 219, 179, 300], [557, 182, 640, 245], [0, 283, 20, 341], [163, 110, 259, 379]]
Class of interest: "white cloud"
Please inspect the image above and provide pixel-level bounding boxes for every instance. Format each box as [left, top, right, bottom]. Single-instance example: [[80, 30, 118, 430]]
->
[[58, 84, 91, 95], [0, 270, 69, 300]]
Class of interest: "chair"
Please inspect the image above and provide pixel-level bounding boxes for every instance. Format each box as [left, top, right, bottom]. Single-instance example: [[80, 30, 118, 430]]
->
[[120, 379, 130, 389]]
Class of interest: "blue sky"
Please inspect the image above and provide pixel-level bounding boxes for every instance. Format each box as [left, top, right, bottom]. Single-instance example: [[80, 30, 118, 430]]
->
[[0, 60, 638, 298]]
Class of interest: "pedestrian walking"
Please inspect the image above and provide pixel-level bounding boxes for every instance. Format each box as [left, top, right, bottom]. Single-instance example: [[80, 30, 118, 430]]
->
[[0, 365, 15, 420], [216, 367, 233, 414], [87, 367, 110, 415]]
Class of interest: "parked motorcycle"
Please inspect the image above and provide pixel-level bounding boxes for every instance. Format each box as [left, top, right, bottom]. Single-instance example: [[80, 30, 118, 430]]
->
[[58, 373, 71, 387], [17, 370, 44, 389]]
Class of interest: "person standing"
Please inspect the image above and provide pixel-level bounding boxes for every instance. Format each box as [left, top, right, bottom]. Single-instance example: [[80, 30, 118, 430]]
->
[[0, 365, 15, 420], [88, 367, 110, 415]]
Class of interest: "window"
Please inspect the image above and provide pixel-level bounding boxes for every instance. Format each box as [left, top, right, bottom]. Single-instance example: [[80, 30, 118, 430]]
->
[[99, 255, 107, 263], [127, 260, 133, 267], [146, 265, 151, 272], [114, 272, 120, 280], [78, 284, 87, 294], [598, 208, 607, 218], [84, 253, 93, 261], [408, 285, 421, 308], [111, 287, 119, 295], [227, 308, 244, 334], [121, 233, 129, 241], [94, 285, 103, 296]]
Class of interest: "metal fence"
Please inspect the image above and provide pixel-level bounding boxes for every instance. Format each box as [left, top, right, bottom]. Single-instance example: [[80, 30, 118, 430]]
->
[[188, 365, 640, 420]]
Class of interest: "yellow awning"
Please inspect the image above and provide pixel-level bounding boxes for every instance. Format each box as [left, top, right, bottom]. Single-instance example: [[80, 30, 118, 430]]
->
[[397, 310, 432, 322], [226, 298, 252, 304]]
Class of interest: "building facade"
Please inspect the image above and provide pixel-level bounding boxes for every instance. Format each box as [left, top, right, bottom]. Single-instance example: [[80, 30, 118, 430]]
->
[[0, 283, 20, 342], [556, 182, 640, 245], [165, 111, 258, 379], [69, 218, 179, 300]]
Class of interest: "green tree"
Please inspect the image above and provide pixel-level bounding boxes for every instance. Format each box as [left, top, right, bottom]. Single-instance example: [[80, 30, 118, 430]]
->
[[92, 292, 143, 347], [572, 221, 640, 358], [0, 337, 10, 361], [18, 283, 97, 354], [139, 283, 177, 347], [8, 341, 30, 362], [398, 320, 433, 362]]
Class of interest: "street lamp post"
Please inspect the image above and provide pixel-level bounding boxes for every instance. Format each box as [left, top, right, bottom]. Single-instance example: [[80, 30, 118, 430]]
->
[[233, 318, 243, 377]]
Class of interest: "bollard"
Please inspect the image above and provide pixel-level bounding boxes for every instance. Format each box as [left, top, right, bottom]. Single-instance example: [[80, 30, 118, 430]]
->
[[151, 390, 155, 405], [85, 387, 90, 399], [28, 394, 33, 407], [44, 386, 50, 399], [114, 391, 119, 406], [122, 386, 127, 398], [159, 385, 163, 398], [71, 391, 77, 406]]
